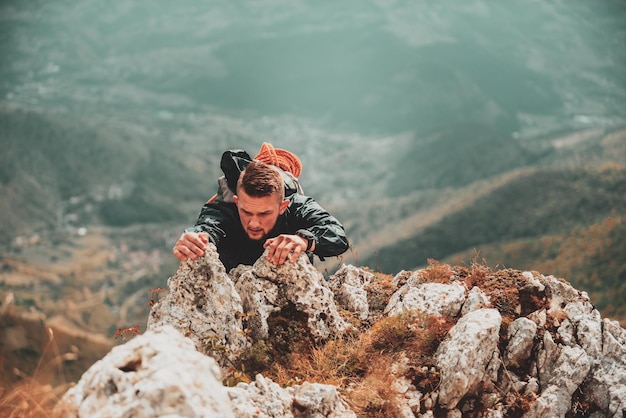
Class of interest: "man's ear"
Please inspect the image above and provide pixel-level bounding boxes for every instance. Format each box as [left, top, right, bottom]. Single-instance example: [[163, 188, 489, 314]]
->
[[279, 199, 289, 214], [233, 195, 239, 206]]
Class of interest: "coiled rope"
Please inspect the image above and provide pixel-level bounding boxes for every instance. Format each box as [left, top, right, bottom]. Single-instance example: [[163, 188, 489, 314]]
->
[[253, 142, 302, 178]]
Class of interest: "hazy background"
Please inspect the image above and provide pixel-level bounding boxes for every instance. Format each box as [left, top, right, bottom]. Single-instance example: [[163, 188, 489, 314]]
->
[[1, 0, 625, 385]]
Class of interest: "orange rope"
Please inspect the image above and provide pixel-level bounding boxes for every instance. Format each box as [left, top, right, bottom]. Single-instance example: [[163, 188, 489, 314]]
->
[[253, 142, 302, 178]]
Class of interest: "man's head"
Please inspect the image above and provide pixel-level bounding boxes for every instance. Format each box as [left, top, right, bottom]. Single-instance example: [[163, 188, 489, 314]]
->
[[234, 161, 289, 241]]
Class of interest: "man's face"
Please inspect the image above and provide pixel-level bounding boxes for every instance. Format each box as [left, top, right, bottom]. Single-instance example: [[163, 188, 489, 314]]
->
[[234, 190, 289, 241]]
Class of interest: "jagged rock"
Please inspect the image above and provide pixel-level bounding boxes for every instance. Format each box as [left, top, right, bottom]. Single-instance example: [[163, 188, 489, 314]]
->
[[328, 264, 373, 320], [57, 326, 357, 418], [147, 245, 249, 366], [391, 269, 413, 287], [385, 280, 466, 317], [435, 308, 502, 409], [505, 317, 537, 367], [227, 374, 356, 418], [231, 250, 349, 342], [461, 286, 491, 315], [55, 326, 235, 417], [60, 256, 626, 418], [530, 331, 592, 417]]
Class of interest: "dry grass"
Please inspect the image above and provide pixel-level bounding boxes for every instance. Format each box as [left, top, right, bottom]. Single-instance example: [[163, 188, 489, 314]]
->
[[0, 327, 71, 417], [0, 307, 113, 417], [246, 303, 454, 416], [0, 378, 69, 418]]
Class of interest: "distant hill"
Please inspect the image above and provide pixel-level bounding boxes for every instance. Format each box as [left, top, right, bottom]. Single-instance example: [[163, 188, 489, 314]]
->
[[363, 164, 626, 272], [0, 106, 211, 245]]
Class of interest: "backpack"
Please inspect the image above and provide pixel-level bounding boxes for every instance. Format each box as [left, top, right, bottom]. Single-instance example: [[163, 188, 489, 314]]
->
[[208, 149, 304, 204]]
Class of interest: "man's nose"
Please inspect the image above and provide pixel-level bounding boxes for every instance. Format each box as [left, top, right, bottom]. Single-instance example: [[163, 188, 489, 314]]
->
[[248, 216, 261, 228]]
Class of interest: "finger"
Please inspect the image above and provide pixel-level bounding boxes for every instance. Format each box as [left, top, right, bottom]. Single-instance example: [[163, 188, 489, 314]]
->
[[173, 247, 187, 262], [265, 237, 282, 261], [275, 242, 299, 265], [183, 235, 207, 256], [173, 246, 190, 262], [177, 240, 204, 259], [288, 247, 302, 264], [186, 234, 207, 250]]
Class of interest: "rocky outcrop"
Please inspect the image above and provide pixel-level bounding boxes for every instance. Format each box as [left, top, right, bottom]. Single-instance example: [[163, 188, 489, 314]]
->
[[146, 244, 249, 367], [60, 254, 626, 418], [56, 326, 355, 418], [230, 251, 349, 343], [56, 326, 234, 417]]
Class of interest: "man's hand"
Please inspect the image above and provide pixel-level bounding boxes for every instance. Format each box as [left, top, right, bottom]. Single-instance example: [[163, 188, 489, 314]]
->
[[173, 232, 209, 262], [263, 234, 308, 266]]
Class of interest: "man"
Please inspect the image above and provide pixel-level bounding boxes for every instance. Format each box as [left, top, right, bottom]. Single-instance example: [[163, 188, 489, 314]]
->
[[173, 153, 349, 271]]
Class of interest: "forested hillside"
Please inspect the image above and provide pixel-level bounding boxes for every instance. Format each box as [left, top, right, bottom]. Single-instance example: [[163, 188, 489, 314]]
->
[[0, 107, 211, 244]]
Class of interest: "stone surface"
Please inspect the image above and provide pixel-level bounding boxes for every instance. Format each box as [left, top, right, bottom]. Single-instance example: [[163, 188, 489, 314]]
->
[[56, 326, 235, 417], [385, 281, 466, 318], [227, 374, 356, 418], [461, 286, 491, 315], [232, 250, 349, 342], [147, 245, 249, 366], [505, 317, 537, 367], [435, 308, 502, 409], [61, 259, 626, 418], [328, 264, 373, 320]]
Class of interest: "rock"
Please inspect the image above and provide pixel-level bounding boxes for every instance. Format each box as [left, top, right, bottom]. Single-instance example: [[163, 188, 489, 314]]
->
[[505, 317, 537, 367], [461, 286, 491, 315], [385, 281, 466, 318], [55, 326, 235, 417], [580, 318, 626, 416], [232, 250, 349, 342], [227, 374, 356, 418], [147, 245, 249, 366], [59, 256, 626, 418], [435, 308, 502, 409], [529, 330, 592, 417], [328, 264, 373, 320]]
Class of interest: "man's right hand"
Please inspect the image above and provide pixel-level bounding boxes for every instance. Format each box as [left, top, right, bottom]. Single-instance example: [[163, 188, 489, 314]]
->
[[173, 232, 209, 262]]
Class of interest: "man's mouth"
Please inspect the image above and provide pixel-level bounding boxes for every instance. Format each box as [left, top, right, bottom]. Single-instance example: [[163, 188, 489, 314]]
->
[[247, 228, 264, 237]]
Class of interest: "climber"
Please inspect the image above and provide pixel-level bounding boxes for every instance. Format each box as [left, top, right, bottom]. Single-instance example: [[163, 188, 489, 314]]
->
[[172, 143, 349, 271]]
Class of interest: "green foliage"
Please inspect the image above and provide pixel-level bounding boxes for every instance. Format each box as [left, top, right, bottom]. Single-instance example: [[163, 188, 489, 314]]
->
[[98, 188, 182, 226], [367, 167, 626, 273], [388, 124, 551, 195], [0, 107, 210, 241]]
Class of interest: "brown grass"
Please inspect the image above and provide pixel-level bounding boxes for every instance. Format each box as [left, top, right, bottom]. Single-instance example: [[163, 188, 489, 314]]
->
[[0, 327, 69, 417]]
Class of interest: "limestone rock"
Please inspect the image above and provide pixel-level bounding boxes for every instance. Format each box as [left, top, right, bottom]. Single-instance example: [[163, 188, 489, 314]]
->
[[56, 326, 234, 417], [505, 317, 537, 367], [147, 245, 249, 366], [227, 374, 356, 418], [328, 264, 373, 320], [232, 250, 349, 342], [461, 286, 491, 315], [435, 308, 502, 409], [59, 255, 626, 418], [385, 281, 466, 318]]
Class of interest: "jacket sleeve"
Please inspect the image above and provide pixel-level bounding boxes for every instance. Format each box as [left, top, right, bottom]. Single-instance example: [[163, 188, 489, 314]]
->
[[290, 195, 349, 258], [185, 201, 239, 246]]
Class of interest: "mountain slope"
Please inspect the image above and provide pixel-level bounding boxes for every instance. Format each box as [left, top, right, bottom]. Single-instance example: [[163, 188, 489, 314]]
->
[[362, 165, 626, 273], [0, 106, 211, 244]]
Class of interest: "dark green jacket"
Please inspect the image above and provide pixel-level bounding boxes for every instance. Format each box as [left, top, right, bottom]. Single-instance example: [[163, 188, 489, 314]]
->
[[187, 193, 349, 271]]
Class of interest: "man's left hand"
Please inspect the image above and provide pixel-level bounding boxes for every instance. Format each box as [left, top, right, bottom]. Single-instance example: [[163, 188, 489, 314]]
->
[[263, 234, 308, 266]]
